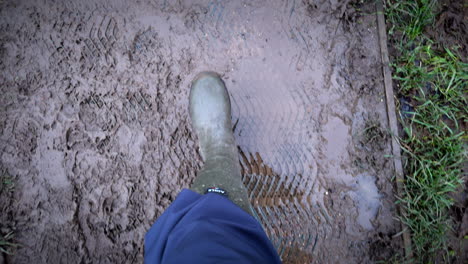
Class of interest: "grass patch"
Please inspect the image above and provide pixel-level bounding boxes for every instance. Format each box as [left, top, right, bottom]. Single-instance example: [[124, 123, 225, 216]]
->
[[0, 168, 15, 195], [0, 169, 17, 255], [0, 231, 18, 255], [385, 0, 467, 262], [386, 0, 437, 40]]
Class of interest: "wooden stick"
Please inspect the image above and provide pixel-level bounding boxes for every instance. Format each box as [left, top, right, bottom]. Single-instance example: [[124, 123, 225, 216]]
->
[[375, 0, 413, 259]]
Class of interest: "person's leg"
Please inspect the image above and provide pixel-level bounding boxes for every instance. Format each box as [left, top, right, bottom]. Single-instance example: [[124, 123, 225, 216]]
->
[[189, 71, 254, 215], [145, 72, 281, 263]]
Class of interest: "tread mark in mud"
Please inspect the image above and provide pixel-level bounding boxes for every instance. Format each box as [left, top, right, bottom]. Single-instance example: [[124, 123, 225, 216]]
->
[[83, 16, 118, 64], [122, 91, 153, 125], [232, 80, 322, 261], [239, 149, 319, 262]]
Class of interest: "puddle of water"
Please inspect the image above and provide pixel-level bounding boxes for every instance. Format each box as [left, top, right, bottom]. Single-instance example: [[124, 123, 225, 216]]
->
[[321, 116, 353, 186], [323, 116, 349, 161], [349, 174, 381, 230]]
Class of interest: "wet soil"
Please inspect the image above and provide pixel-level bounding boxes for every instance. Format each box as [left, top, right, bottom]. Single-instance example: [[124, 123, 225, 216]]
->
[[0, 0, 401, 263], [427, 0, 468, 62]]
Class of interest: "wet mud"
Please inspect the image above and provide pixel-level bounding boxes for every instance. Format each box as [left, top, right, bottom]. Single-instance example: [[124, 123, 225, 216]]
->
[[1, 0, 401, 263]]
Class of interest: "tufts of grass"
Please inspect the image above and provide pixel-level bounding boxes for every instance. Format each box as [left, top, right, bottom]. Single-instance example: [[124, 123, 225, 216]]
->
[[385, 0, 437, 40], [399, 123, 465, 257], [392, 43, 468, 113], [0, 169, 14, 195], [385, 0, 468, 262], [0, 232, 18, 255], [1, 169, 17, 255]]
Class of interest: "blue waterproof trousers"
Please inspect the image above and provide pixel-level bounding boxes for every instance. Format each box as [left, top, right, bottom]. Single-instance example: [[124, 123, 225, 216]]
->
[[145, 189, 281, 263]]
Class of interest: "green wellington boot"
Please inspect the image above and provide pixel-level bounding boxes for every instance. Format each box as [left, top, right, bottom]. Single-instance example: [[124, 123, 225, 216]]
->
[[189, 71, 254, 215]]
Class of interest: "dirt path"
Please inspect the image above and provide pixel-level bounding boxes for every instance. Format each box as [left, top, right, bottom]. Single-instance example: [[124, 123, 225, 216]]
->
[[0, 0, 401, 263]]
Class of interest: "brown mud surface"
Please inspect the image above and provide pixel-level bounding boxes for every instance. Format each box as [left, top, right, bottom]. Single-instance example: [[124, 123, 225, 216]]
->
[[0, 0, 401, 263]]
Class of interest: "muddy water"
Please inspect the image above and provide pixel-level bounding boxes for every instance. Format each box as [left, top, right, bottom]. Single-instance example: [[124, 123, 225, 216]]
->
[[0, 0, 401, 263]]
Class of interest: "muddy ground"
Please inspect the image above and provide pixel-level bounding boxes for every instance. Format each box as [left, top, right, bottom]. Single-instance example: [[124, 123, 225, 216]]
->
[[0, 0, 402, 263]]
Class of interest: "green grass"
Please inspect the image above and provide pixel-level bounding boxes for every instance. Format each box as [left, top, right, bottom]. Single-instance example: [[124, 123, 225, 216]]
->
[[0, 231, 18, 255], [385, 0, 467, 262], [1, 171, 17, 255], [1, 174, 14, 194], [386, 0, 437, 40]]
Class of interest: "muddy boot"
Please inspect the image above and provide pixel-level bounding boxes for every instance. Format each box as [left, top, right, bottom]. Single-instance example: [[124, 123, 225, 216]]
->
[[189, 71, 254, 216]]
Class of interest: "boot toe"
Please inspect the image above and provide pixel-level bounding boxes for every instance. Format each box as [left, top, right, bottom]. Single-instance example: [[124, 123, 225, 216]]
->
[[189, 72, 232, 130]]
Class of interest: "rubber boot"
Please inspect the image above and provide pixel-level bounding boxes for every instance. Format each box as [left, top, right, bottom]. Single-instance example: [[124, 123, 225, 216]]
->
[[189, 71, 254, 215]]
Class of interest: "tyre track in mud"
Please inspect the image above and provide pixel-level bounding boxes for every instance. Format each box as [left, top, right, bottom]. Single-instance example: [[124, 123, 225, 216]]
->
[[234, 82, 321, 261], [227, 2, 327, 261]]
